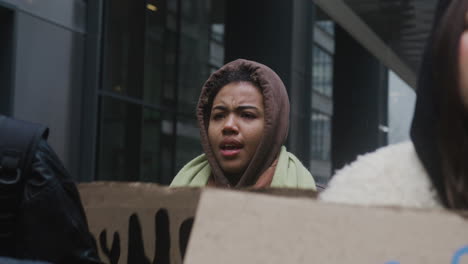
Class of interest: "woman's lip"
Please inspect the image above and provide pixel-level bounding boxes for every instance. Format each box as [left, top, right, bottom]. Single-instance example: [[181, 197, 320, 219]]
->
[[220, 148, 242, 158], [219, 138, 243, 148]]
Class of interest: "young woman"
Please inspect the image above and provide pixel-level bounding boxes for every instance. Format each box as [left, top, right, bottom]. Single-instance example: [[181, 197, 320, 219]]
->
[[171, 59, 316, 189], [320, 0, 468, 209]]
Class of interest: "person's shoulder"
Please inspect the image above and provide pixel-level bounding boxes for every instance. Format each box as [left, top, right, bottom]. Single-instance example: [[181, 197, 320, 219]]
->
[[319, 141, 441, 208], [170, 154, 210, 187], [272, 147, 316, 190]]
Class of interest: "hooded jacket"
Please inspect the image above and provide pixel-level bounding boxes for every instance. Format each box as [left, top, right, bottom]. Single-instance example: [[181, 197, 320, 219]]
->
[[171, 59, 316, 189], [320, 0, 450, 208]]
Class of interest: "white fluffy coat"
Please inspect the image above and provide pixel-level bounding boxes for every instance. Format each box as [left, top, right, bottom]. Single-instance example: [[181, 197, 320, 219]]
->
[[319, 141, 442, 208]]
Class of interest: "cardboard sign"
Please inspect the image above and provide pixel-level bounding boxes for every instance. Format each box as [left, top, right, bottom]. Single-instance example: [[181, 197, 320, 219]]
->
[[79, 182, 201, 264], [185, 188, 468, 264], [78, 182, 316, 264]]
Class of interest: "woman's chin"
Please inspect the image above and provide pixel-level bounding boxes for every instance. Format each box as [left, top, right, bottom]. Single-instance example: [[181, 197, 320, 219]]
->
[[220, 163, 246, 177]]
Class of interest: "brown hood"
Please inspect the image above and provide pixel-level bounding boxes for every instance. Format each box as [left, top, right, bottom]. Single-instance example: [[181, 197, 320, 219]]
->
[[197, 59, 290, 187]]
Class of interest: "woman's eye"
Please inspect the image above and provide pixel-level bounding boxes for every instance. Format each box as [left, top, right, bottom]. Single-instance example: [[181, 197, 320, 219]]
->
[[241, 112, 256, 119], [212, 113, 224, 120]]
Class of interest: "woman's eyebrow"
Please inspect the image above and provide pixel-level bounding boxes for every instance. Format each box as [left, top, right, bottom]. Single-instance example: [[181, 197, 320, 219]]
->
[[212, 105, 260, 112], [236, 105, 259, 111], [212, 105, 228, 111]]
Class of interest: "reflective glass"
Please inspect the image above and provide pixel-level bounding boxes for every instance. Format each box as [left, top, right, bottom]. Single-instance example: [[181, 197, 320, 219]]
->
[[97, 96, 175, 182], [103, 0, 146, 98], [312, 45, 333, 97], [310, 111, 332, 161], [140, 108, 175, 183], [316, 20, 335, 36], [175, 116, 203, 174], [99, 0, 222, 184], [144, 0, 178, 106], [104, 0, 178, 105], [97, 96, 143, 181], [177, 0, 213, 116]]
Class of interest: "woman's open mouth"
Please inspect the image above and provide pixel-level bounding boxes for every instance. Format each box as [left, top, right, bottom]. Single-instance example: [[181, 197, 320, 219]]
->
[[219, 140, 244, 158]]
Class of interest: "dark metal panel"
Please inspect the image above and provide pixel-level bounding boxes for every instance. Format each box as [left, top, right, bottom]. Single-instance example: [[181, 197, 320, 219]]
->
[[343, 0, 437, 78], [12, 12, 85, 179], [0, 6, 14, 115], [313, 0, 438, 89], [288, 0, 315, 168], [0, 0, 85, 33]]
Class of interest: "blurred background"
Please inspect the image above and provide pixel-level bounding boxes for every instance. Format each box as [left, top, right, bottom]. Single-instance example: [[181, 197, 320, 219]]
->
[[0, 0, 436, 186]]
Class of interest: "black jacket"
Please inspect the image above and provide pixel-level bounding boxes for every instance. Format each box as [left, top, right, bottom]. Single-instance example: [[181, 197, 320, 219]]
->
[[2, 139, 101, 264]]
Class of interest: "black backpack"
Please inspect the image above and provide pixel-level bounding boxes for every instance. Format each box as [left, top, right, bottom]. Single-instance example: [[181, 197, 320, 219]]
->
[[0, 115, 101, 264]]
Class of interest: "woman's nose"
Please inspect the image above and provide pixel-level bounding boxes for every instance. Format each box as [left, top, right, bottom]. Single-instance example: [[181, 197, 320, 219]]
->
[[222, 115, 238, 135]]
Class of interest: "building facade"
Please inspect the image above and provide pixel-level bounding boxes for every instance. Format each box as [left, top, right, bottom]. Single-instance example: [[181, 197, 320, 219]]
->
[[0, 0, 432, 185]]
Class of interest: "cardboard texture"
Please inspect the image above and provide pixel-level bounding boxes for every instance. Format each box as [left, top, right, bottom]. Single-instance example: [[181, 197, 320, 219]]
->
[[79, 182, 201, 264], [78, 182, 316, 264], [185, 188, 468, 264]]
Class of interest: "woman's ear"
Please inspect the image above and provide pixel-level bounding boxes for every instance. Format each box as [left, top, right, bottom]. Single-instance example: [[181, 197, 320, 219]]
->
[[459, 31, 468, 109]]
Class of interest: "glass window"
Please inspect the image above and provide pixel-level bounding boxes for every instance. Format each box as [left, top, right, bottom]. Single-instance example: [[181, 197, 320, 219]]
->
[[97, 96, 175, 182], [144, 4, 178, 106], [177, 0, 212, 115], [310, 5, 334, 183], [209, 24, 225, 68], [103, 0, 146, 99], [316, 20, 335, 35], [98, 0, 222, 184], [315, 6, 335, 36], [312, 45, 333, 97], [140, 108, 175, 183], [310, 111, 332, 161], [175, 116, 203, 174]]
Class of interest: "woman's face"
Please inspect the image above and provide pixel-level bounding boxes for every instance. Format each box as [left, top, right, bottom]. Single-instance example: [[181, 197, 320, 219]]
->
[[208, 81, 265, 178], [459, 20, 468, 109]]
